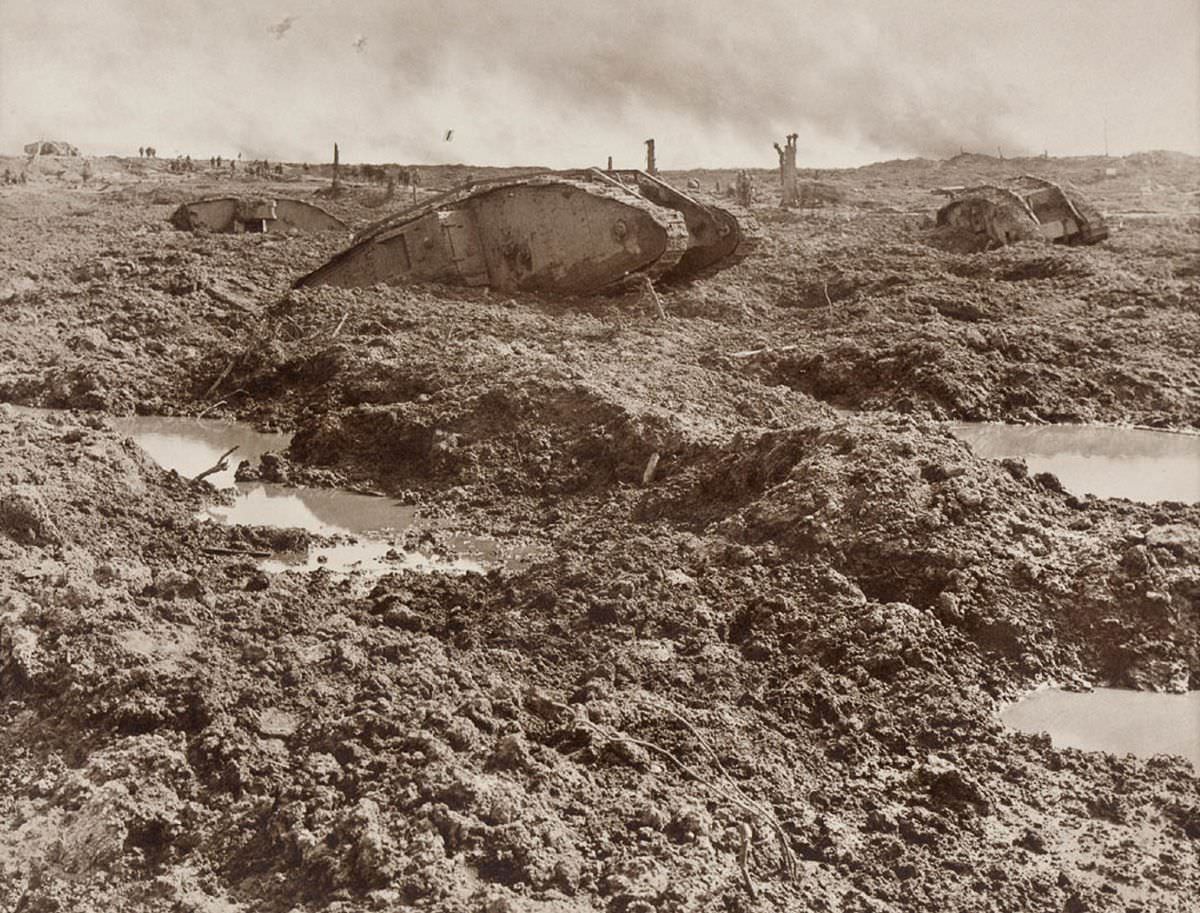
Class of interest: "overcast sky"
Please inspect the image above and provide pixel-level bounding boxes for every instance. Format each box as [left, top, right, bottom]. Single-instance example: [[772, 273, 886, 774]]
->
[[1, 0, 1197, 168]]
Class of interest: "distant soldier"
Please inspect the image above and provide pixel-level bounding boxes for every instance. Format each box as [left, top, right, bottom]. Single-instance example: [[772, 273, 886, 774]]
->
[[230, 160, 236, 173], [216, 155, 222, 168], [81, 159, 92, 184], [139, 146, 144, 158]]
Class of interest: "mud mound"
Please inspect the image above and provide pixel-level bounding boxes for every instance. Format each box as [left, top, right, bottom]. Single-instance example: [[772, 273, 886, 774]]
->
[[288, 379, 696, 493], [653, 414, 1200, 690]]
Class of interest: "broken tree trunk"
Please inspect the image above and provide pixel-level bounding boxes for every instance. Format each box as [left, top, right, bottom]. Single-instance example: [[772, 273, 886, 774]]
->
[[194, 447, 238, 484], [645, 139, 656, 175], [332, 143, 340, 193], [736, 170, 753, 207], [773, 134, 799, 208]]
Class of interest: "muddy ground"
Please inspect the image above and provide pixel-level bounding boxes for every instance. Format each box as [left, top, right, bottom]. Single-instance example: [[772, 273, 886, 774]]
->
[[0, 150, 1197, 911]]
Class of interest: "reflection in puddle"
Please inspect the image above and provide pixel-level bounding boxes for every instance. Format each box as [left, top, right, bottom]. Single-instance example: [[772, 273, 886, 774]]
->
[[1001, 687, 1200, 767], [114, 415, 512, 576], [262, 540, 484, 575], [952, 423, 1200, 503], [204, 484, 416, 535], [110, 415, 291, 488]]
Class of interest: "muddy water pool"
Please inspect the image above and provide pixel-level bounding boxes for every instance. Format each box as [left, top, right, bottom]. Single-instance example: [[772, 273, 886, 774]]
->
[[112, 415, 503, 574], [1001, 687, 1200, 768], [951, 423, 1200, 503], [110, 415, 291, 489]]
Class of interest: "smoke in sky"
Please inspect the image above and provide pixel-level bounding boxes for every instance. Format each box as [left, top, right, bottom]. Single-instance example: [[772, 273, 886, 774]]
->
[[1, 0, 1196, 167]]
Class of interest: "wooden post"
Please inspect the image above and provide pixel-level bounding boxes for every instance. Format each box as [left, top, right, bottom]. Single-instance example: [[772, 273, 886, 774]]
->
[[736, 170, 753, 207], [607, 155, 613, 171], [773, 133, 799, 208], [645, 139, 656, 175], [332, 142, 340, 192]]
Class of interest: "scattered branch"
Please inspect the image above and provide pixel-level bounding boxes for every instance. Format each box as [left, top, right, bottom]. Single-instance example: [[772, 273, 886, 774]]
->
[[193, 446, 238, 483], [647, 698, 799, 882], [202, 357, 238, 401], [726, 344, 799, 359], [642, 275, 667, 319], [738, 822, 758, 899], [201, 546, 270, 558], [196, 389, 248, 419], [642, 452, 660, 486]]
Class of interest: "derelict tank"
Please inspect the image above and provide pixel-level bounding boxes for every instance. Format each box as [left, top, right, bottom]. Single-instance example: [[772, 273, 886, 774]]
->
[[294, 168, 758, 295]]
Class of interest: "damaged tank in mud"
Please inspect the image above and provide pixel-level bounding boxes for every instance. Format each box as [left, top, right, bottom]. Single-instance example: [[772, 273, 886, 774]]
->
[[935, 175, 1109, 248], [170, 197, 347, 234], [294, 168, 758, 295]]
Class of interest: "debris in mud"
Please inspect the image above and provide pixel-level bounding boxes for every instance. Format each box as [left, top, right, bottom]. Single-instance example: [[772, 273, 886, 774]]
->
[[935, 175, 1109, 249], [169, 197, 348, 234]]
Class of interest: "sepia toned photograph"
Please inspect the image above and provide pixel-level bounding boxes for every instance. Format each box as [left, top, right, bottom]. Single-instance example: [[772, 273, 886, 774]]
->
[[0, 1, 1197, 910]]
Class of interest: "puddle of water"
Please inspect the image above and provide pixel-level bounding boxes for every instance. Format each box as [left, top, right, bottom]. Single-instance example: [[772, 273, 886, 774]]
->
[[112, 415, 513, 576], [1001, 687, 1200, 767], [262, 540, 485, 575], [951, 423, 1200, 503], [203, 483, 416, 535], [110, 415, 291, 488]]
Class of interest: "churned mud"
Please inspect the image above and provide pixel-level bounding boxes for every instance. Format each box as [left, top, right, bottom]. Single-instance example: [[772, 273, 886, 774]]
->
[[0, 151, 1197, 911]]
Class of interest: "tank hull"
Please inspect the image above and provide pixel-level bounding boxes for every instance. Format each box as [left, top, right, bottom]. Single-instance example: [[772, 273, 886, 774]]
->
[[170, 197, 347, 234], [935, 176, 1108, 248], [295, 169, 755, 295]]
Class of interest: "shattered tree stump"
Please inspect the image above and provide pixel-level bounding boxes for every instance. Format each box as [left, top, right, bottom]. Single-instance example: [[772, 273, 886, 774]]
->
[[774, 134, 799, 208]]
